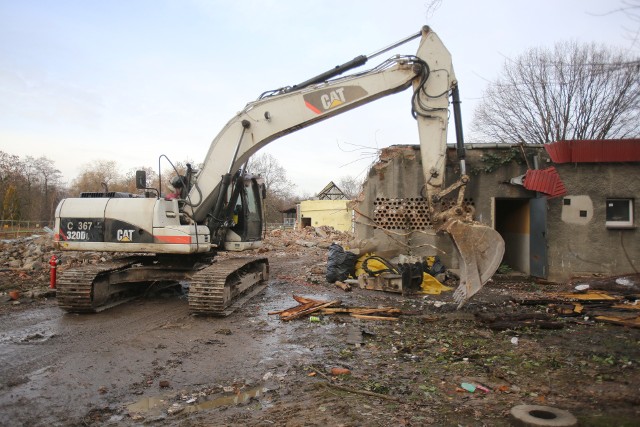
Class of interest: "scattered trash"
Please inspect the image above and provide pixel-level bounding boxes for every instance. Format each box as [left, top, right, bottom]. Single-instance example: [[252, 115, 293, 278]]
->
[[510, 337, 519, 345], [330, 367, 351, 376], [167, 403, 184, 415], [616, 277, 633, 287], [517, 288, 640, 328], [475, 384, 490, 393], [334, 281, 352, 292], [574, 284, 590, 291], [460, 383, 476, 393], [8, 290, 20, 300], [309, 315, 321, 322], [326, 243, 358, 283]]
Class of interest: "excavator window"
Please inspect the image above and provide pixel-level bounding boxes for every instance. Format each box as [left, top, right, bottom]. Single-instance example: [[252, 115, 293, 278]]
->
[[229, 178, 263, 241]]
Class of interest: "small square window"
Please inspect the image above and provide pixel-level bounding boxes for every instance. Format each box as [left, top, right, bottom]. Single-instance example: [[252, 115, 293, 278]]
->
[[579, 210, 587, 217], [563, 198, 571, 206], [606, 199, 634, 228]]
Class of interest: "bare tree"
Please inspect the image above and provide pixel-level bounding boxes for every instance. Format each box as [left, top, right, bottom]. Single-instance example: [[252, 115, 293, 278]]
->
[[70, 160, 123, 195], [33, 156, 62, 219], [599, 0, 640, 48], [472, 42, 640, 144], [337, 175, 362, 199], [0, 152, 24, 221], [246, 153, 295, 198], [246, 152, 296, 223]]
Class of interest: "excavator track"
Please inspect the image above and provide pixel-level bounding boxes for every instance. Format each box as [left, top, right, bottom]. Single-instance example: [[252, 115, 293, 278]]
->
[[188, 257, 269, 316], [57, 259, 137, 313]]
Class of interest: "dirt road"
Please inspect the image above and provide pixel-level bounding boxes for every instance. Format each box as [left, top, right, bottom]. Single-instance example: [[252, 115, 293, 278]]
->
[[1, 250, 639, 426]]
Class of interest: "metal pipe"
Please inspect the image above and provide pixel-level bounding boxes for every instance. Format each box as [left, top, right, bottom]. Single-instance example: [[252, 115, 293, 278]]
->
[[289, 55, 368, 91], [451, 84, 466, 174], [288, 29, 423, 92], [230, 120, 251, 174], [366, 30, 422, 60]]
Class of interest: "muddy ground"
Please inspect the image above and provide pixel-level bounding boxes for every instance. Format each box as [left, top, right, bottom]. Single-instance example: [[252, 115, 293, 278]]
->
[[0, 233, 639, 426]]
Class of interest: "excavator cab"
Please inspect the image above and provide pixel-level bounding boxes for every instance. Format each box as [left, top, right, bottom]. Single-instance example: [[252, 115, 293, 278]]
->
[[224, 175, 265, 251]]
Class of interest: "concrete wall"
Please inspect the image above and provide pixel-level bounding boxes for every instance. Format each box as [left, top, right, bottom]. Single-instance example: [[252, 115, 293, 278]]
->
[[352, 143, 639, 282], [546, 162, 639, 280], [299, 199, 352, 232]]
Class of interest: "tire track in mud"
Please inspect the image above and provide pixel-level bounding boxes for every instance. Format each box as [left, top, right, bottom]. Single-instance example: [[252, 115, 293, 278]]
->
[[0, 298, 191, 425]]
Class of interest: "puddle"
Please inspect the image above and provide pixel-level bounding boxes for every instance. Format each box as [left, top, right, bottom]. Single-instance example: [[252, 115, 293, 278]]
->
[[127, 385, 268, 415], [185, 386, 267, 412], [127, 396, 166, 413]]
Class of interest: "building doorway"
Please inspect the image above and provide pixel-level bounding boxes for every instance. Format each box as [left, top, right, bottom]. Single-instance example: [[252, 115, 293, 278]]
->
[[494, 197, 548, 278]]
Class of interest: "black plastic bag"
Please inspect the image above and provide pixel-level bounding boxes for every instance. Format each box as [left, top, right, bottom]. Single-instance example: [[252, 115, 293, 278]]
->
[[326, 243, 358, 283]]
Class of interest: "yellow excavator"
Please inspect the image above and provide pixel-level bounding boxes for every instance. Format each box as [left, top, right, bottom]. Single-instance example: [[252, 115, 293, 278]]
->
[[53, 26, 504, 314]]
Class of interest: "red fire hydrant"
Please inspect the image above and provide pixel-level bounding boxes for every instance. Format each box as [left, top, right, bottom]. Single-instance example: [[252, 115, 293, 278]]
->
[[49, 255, 60, 289]]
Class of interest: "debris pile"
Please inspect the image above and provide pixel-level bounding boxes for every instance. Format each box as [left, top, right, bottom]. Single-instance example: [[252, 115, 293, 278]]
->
[[0, 234, 53, 273], [269, 295, 403, 321], [261, 226, 353, 251], [0, 233, 119, 294]]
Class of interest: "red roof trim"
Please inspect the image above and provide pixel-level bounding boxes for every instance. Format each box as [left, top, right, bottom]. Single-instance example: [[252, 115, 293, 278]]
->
[[523, 167, 567, 199], [545, 139, 640, 163]]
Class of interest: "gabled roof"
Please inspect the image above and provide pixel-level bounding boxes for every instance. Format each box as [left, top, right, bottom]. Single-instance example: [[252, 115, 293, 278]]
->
[[317, 181, 348, 200], [545, 139, 640, 163]]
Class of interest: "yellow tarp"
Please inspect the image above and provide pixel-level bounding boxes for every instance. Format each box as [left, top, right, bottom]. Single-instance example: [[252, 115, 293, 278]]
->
[[419, 273, 453, 295]]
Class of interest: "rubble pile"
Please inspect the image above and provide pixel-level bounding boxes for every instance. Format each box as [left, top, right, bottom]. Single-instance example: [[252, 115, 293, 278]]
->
[[0, 234, 118, 293], [0, 226, 353, 293], [0, 235, 56, 292], [261, 225, 353, 251], [0, 234, 53, 272]]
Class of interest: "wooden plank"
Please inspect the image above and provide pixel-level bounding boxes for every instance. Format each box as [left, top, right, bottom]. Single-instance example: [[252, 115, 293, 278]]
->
[[281, 300, 341, 321], [350, 314, 399, 321], [321, 307, 401, 315]]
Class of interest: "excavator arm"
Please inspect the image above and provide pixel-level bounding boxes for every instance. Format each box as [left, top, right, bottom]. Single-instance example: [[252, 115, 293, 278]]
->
[[186, 26, 451, 223]]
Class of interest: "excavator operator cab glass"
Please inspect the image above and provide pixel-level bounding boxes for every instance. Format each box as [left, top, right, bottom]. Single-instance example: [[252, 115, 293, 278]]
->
[[230, 178, 264, 242]]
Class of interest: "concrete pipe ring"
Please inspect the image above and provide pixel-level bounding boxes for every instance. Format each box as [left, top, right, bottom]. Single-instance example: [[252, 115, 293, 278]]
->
[[510, 405, 578, 427]]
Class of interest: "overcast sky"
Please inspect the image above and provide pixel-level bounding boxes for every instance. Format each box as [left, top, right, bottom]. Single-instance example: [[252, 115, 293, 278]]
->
[[0, 0, 634, 195]]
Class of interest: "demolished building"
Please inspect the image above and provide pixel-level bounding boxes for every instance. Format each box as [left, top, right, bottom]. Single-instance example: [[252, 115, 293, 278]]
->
[[352, 141, 639, 283]]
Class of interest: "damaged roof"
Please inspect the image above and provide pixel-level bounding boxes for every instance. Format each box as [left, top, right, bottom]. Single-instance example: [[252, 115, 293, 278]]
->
[[545, 139, 640, 163]]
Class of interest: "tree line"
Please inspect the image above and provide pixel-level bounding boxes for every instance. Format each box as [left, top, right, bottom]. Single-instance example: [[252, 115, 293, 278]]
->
[[0, 151, 362, 225], [0, 152, 63, 224]]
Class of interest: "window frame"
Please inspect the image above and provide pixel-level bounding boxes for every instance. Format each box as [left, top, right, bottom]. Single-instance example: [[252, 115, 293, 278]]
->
[[605, 198, 634, 229]]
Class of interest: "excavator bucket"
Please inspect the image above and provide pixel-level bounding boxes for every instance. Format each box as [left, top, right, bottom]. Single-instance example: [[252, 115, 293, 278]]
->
[[442, 219, 505, 308]]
